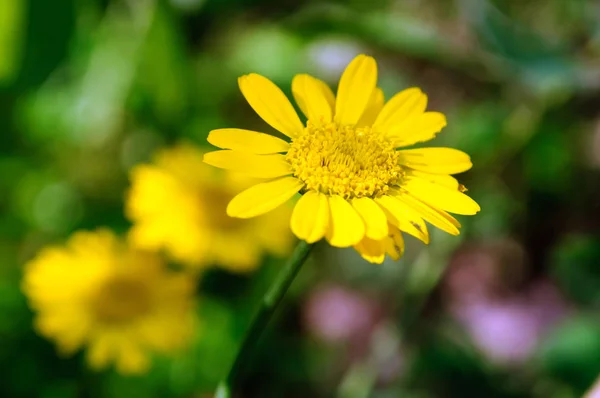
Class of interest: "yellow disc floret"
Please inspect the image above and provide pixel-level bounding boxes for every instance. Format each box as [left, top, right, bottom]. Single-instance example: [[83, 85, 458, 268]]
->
[[286, 121, 402, 199], [91, 276, 151, 324]]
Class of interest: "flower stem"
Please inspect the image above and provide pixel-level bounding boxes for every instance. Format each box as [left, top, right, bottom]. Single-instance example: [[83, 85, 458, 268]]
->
[[216, 240, 314, 397]]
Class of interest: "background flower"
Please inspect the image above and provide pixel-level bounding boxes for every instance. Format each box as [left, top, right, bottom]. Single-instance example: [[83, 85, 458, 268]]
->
[[126, 144, 294, 272], [22, 229, 196, 375]]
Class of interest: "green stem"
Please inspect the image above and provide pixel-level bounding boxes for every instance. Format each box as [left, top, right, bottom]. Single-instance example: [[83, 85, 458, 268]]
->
[[216, 241, 314, 398]]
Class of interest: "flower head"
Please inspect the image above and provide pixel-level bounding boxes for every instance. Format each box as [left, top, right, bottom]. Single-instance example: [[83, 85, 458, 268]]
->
[[126, 144, 293, 272], [204, 54, 480, 263], [22, 229, 196, 374]]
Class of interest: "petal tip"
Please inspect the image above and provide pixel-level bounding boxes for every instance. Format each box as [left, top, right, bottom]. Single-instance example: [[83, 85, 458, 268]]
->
[[364, 255, 385, 264], [438, 113, 448, 127], [202, 152, 213, 164], [353, 53, 369, 61], [225, 202, 238, 217], [362, 55, 377, 69], [206, 131, 218, 147], [226, 202, 250, 219], [292, 73, 307, 82], [327, 230, 365, 248], [303, 236, 322, 244]]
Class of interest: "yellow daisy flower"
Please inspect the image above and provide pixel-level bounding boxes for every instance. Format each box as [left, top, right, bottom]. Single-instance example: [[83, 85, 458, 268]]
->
[[22, 229, 196, 375], [126, 144, 293, 272], [204, 54, 480, 263]]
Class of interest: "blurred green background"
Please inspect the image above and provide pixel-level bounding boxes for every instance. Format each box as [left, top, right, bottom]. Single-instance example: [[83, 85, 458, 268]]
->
[[2, 0, 600, 397]]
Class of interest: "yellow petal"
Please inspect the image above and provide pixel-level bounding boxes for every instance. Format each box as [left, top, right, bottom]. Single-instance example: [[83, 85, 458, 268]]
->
[[227, 176, 303, 218], [392, 190, 461, 235], [351, 197, 388, 240], [334, 55, 378, 126], [87, 335, 115, 370], [238, 73, 304, 138], [433, 206, 463, 229], [317, 78, 336, 110], [290, 191, 329, 243], [211, 237, 260, 273], [388, 112, 447, 146], [373, 88, 427, 132], [292, 74, 334, 123], [203, 150, 292, 179], [207, 128, 289, 154], [402, 177, 480, 215], [354, 237, 386, 264], [116, 341, 149, 375], [406, 170, 459, 190], [357, 87, 384, 127], [386, 227, 405, 260], [375, 195, 430, 244], [326, 195, 365, 247], [398, 148, 473, 174]]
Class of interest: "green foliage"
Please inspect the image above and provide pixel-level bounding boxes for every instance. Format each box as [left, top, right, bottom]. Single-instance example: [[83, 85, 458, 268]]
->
[[538, 316, 600, 392], [551, 236, 600, 305], [0, 0, 26, 84]]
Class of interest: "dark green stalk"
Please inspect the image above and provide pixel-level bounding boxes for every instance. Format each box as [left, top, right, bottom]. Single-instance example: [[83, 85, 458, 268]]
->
[[215, 241, 314, 398]]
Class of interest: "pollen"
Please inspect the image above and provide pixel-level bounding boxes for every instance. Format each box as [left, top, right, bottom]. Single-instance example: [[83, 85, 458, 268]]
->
[[286, 121, 402, 199]]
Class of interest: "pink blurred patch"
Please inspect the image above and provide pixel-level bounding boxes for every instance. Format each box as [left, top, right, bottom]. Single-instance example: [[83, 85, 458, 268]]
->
[[303, 285, 408, 385], [306, 41, 362, 80], [451, 280, 569, 365], [585, 377, 600, 398], [303, 284, 379, 344]]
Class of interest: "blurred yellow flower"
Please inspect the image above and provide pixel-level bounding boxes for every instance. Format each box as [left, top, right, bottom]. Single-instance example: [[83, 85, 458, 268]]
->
[[126, 144, 293, 272], [22, 229, 196, 375], [203, 54, 480, 263]]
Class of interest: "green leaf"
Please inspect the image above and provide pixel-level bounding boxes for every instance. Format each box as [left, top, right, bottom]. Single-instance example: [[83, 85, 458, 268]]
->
[[0, 0, 26, 84], [536, 315, 600, 392], [551, 235, 600, 305]]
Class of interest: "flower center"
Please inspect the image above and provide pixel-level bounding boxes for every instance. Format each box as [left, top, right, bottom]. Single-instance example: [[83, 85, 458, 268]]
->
[[92, 277, 151, 324], [286, 122, 402, 199]]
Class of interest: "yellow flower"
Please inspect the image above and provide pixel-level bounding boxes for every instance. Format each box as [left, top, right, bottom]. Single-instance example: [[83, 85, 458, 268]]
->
[[203, 54, 480, 263], [126, 144, 293, 272], [22, 229, 196, 375]]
